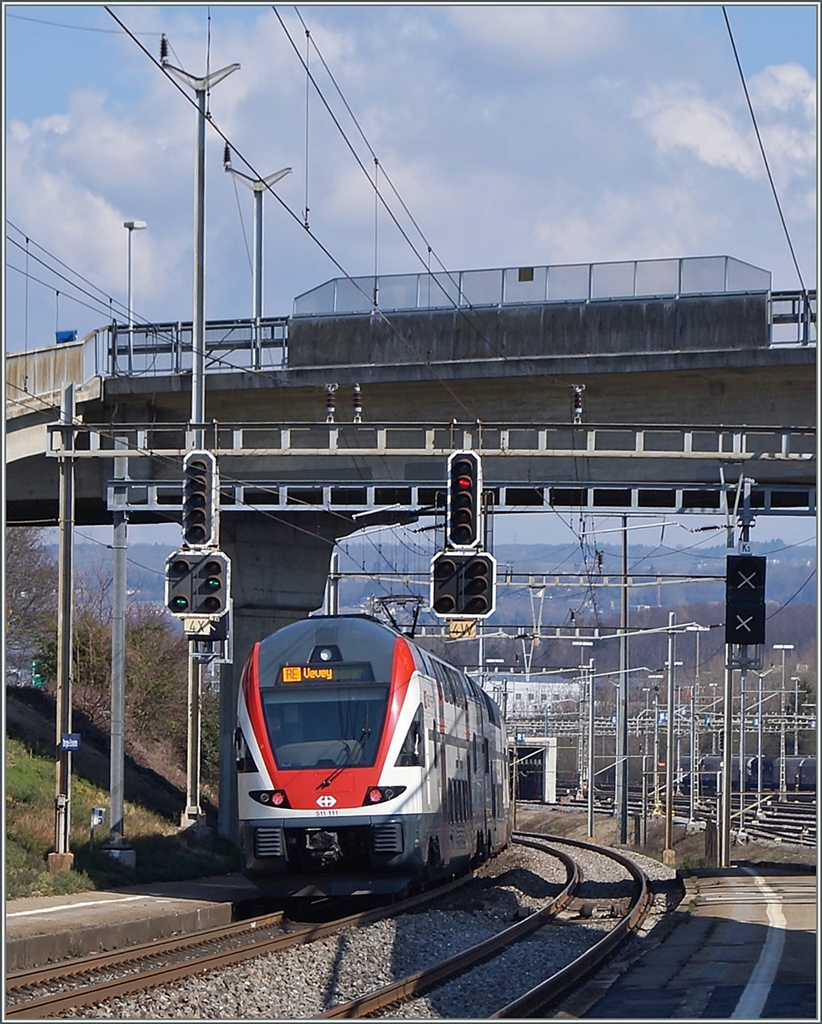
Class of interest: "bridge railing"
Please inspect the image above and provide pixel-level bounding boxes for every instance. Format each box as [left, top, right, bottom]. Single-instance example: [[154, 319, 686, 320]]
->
[[293, 255, 774, 315], [769, 291, 817, 346], [105, 316, 289, 377]]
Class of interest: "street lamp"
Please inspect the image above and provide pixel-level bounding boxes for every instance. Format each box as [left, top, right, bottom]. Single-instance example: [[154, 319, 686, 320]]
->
[[223, 149, 291, 328], [123, 220, 146, 375], [773, 644, 795, 794]]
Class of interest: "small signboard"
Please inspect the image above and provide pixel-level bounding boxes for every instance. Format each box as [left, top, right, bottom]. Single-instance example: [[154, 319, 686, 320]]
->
[[516, 732, 526, 744], [91, 808, 106, 826], [61, 733, 81, 751]]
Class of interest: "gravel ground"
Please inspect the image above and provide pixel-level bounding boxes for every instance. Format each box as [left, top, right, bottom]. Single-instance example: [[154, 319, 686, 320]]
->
[[56, 839, 677, 1020]]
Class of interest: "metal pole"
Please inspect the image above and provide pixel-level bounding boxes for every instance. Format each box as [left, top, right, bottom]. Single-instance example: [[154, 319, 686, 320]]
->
[[127, 228, 134, 375], [109, 437, 128, 846], [720, 661, 733, 867], [689, 682, 696, 821], [663, 612, 676, 864], [794, 676, 799, 754], [192, 84, 206, 447], [776, 647, 790, 794], [739, 669, 746, 833], [183, 652, 203, 825], [653, 689, 660, 813], [253, 185, 264, 321], [587, 658, 595, 838], [615, 515, 628, 843], [757, 672, 763, 809], [51, 384, 75, 871]]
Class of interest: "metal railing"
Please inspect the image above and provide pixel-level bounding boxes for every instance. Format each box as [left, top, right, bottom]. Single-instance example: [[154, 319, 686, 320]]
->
[[106, 316, 289, 377], [5, 278, 815, 404], [293, 255, 773, 316]]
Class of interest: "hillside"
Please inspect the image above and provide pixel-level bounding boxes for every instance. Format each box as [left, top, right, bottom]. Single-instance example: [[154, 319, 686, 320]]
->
[[5, 687, 237, 900]]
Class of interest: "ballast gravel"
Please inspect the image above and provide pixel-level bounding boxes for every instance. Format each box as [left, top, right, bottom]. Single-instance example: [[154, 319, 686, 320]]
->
[[56, 841, 677, 1019]]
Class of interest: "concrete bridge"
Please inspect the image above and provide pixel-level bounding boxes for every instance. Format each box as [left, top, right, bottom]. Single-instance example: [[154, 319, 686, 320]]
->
[[6, 254, 816, 837]]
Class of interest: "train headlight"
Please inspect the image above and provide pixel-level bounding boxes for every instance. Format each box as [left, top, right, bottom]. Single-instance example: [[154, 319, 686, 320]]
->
[[251, 789, 289, 807], [363, 786, 406, 805]]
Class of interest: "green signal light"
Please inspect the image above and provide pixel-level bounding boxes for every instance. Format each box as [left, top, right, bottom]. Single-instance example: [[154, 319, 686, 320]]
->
[[205, 576, 221, 591], [170, 596, 189, 611]]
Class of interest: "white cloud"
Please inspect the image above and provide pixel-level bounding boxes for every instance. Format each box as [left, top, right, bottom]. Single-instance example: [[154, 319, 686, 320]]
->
[[750, 63, 817, 119], [633, 85, 760, 177], [445, 5, 623, 65]]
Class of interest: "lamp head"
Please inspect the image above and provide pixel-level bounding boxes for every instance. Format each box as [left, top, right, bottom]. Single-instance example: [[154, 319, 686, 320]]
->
[[124, 221, 147, 230]]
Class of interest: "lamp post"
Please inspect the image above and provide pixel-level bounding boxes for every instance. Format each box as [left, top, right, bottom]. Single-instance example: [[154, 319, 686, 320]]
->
[[223, 151, 291, 360], [161, 43, 240, 447], [123, 221, 146, 375], [773, 645, 794, 795]]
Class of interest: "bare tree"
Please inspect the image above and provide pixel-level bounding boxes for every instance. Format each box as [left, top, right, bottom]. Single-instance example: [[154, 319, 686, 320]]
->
[[5, 527, 58, 683]]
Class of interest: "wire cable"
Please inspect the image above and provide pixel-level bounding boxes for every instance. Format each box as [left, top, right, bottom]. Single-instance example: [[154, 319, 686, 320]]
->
[[722, 6, 808, 295]]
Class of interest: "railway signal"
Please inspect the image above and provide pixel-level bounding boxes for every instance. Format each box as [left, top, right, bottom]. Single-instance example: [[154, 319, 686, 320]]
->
[[182, 450, 218, 548], [725, 554, 766, 645], [431, 551, 496, 618], [447, 451, 481, 549], [165, 549, 231, 621]]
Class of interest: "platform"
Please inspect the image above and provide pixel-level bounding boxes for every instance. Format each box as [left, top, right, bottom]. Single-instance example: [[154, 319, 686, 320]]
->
[[5, 873, 263, 972]]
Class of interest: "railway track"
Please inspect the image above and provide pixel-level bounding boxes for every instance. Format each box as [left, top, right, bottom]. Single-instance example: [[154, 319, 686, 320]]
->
[[317, 833, 651, 1019], [566, 788, 817, 848], [4, 875, 473, 1019], [5, 835, 654, 1019]]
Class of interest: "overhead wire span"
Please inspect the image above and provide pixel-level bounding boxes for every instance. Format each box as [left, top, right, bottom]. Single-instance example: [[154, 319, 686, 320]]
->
[[105, 7, 483, 422], [722, 6, 808, 295]]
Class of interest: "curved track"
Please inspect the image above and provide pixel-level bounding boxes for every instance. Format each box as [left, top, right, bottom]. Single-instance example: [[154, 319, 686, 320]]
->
[[6, 835, 652, 1019], [318, 833, 650, 1019]]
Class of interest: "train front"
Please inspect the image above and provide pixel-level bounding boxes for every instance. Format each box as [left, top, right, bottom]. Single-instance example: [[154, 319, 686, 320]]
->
[[236, 616, 422, 882]]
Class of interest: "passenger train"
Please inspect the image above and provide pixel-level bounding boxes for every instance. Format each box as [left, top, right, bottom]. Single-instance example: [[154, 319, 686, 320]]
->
[[236, 615, 510, 886]]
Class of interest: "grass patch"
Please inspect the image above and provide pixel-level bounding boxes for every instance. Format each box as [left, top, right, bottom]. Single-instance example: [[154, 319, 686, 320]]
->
[[6, 737, 240, 900]]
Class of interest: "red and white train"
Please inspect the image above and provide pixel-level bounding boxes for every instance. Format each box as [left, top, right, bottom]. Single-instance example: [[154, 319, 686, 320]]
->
[[236, 615, 509, 886]]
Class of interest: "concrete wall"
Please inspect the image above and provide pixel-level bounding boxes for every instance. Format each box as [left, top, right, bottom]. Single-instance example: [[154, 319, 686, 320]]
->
[[288, 294, 770, 368]]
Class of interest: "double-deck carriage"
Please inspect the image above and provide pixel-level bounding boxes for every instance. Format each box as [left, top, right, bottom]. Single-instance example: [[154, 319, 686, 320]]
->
[[236, 615, 509, 891]]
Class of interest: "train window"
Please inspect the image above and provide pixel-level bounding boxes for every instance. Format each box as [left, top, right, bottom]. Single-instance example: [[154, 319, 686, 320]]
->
[[262, 684, 388, 769], [396, 705, 425, 767]]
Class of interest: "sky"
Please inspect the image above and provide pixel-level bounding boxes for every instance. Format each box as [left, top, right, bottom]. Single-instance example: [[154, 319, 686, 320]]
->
[[4, 3, 818, 554]]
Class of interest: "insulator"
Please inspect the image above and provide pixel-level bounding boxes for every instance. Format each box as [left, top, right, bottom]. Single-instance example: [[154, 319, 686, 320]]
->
[[352, 383, 362, 423], [160, 34, 168, 62], [572, 383, 585, 424], [223, 143, 231, 166], [325, 383, 337, 422]]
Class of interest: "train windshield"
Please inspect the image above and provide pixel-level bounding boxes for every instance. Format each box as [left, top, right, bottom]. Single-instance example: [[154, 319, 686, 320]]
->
[[262, 684, 387, 770]]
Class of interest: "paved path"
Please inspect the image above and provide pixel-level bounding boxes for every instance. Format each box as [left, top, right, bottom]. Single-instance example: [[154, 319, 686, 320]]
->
[[557, 867, 816, 1019]]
